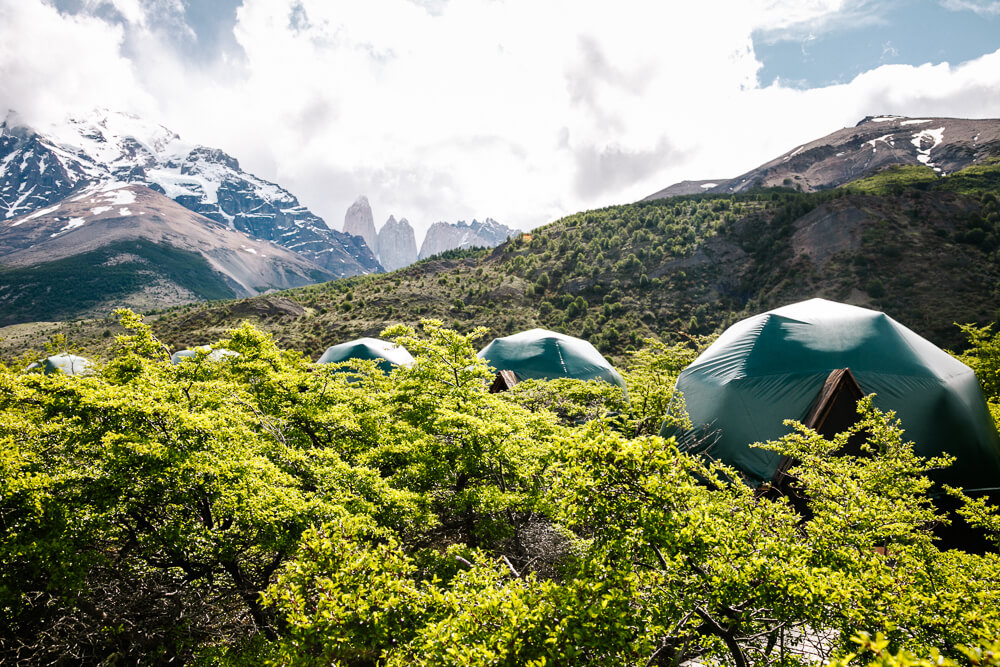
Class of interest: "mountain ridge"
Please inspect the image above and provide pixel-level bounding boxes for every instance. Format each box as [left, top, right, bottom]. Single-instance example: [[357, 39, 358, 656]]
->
[[0, 183, 337, 325], [418, 217, 520, 260], [3, 114, 999, 361], [0, 109, 380, 277], [645, 115, 1000, 200]]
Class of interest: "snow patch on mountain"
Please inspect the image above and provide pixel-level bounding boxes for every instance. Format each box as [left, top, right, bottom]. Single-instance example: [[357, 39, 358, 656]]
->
[[912, 128, 945, 171], [21, 203, 61, 222]]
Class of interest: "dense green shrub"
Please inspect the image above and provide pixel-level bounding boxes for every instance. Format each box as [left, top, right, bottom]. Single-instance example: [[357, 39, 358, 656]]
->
[[2, 312, 1000, 664]]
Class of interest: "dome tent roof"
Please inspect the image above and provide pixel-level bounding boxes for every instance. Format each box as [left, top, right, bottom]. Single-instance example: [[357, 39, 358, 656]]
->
[[316, 337, 415, 374], [26, 353, 93, 376], [662, 298, 1000, 493], [170, 346, 239, 365], [477, 328, 626, 390]]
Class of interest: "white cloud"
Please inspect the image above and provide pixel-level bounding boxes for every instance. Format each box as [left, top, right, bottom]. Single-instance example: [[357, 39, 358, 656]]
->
[[0, 0, 153, 125], [1, 0, 999, 241], [751, 0, 894, 43], [940, 0, 1000, 15]]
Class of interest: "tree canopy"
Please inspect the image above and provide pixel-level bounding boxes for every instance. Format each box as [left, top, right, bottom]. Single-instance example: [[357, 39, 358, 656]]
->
[[1, 312, 999, 665]]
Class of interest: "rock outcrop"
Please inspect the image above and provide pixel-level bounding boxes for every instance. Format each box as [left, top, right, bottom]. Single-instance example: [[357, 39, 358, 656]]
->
[[376, 215, 418, 272], [418, 218, 519, 260], [343, 196, 377, 256]]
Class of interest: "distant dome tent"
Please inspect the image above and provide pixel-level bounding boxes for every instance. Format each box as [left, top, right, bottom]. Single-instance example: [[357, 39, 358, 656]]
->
[[477, 328, 626, 392], [170, 347, 240, 365], [662, 298, 1000, 493], [26, 353, 94, 376], [316, 337, 415, 374]]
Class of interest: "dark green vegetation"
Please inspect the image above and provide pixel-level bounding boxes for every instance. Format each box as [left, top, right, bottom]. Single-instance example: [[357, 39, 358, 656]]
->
[[100, 159, 994, 362], [3, 312, 1000, 665], [0, 239, 237, 326]]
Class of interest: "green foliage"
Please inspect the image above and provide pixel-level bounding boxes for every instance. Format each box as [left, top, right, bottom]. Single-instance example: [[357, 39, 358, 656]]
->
[[263, 517, 427, 666], [954, 323, 1000, 401], [621, 336, 705, 436], [843, 165, 940, 194], [503, 377, 628, 426], [543, 398, 1000, 665], [829, 632, 1000, 667], [866, 277, 886, 298], [934, 159, 1000, 196], [4, 313, 1000, 664]]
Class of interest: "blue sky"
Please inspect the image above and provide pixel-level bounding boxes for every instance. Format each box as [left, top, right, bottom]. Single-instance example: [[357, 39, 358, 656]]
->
[[2, 0, 1000, 237], [755, 0, 1000, 88]]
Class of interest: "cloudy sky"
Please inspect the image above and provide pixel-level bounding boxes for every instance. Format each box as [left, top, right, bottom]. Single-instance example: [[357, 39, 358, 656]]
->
[[2, 0, 1000, 240]]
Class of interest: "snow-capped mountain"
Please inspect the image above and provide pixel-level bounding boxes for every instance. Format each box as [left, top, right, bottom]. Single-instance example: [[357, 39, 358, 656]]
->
[[0, 182, 339, 325], [644, 115, 1000, 200], [0, 109, 379, 277]]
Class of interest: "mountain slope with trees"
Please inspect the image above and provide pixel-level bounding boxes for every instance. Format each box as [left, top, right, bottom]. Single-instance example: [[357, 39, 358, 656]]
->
[[2, 131, 998, 366], [106, 158, 1000, 363], [3, 122, 1000, 665]]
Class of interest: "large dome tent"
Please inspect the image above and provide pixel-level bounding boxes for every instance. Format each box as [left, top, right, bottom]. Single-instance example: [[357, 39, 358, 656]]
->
[[25, 353, 94, 376], [316, 337, 415, 374], [170, 346, 240, 365], [477, 328, 626, 391], [662, 298, 1000, 493]]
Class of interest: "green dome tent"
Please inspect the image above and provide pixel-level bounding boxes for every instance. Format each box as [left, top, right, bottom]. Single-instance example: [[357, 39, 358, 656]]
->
[[316, 337, 415, 374], [662, 298, 1000, 493], [26, 353, 93, 376], [477, 328, 626, 390], [170, 347, 239, 365]]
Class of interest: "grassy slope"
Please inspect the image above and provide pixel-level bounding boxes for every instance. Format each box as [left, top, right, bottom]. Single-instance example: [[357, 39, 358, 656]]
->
[[0, 239, 236, 327], [5, 162, 1000, 363]]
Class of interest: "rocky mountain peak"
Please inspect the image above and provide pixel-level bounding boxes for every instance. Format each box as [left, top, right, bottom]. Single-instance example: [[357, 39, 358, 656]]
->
[[418, 218, 520, 260], [343, 196, 377, 253], [376, 215, 418, 272]]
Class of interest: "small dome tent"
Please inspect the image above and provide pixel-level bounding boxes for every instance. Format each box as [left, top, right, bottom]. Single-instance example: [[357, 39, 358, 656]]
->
[[316, 337, 415, 374], [170, 347, 239, 365], [477, 328, 626, 391], [662, 298, 1000, 493], [26, 353, 93, 376]]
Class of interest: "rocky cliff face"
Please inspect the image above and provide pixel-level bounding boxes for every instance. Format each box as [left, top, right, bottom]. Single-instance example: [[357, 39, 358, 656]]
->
[[418, 218, 519, 260], [343, 196, 377, 256], [0, 109, 380, 277], [645, 115, 1000, 200], [376, 215, 418, 271]]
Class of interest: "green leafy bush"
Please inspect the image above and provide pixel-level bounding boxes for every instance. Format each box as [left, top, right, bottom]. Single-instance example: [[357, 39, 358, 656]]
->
[[2, 312, 999, 664]]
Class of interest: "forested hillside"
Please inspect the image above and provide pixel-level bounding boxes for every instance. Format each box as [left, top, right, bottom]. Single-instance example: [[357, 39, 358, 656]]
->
[[16, 159, 992, 365]]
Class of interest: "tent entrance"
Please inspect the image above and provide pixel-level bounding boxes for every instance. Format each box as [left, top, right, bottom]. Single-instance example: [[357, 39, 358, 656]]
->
[[489, 370, 520, 393], [772, 367, 866, 491], [802, 368, 866, 439]]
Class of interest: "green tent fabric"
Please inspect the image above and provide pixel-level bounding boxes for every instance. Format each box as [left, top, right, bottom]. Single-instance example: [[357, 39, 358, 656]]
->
[[170, 347, 239, 365], [26, 353, 93, 375], [477, 328, 626, 390], [661, 298, 1000, 493], [316, 338, 415, 374]]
